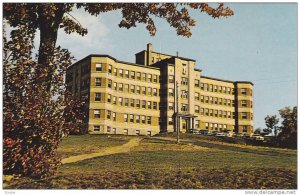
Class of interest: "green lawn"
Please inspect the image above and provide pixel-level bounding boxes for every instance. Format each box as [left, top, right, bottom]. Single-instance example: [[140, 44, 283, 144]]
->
[[5, 134, 297, 189]]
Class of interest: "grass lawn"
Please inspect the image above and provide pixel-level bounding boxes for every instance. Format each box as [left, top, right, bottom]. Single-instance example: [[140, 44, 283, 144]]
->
[[5, 134, 297, 189]]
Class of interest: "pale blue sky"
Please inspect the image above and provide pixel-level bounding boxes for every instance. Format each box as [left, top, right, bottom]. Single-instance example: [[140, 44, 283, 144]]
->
[[56, 3, 297, 129]]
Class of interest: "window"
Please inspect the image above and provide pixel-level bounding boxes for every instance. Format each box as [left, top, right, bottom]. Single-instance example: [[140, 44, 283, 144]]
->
[[169, 75, 174, 83], [181, 104, 188, 112], [112, 112, 116, 121], [228, 111, 231, 118], [96, 63, 102, 71], [233, 112, 236, 119], [205, 96, 209, 103], [107, 110, 111, 119], [147, 101, 152, 109], [222, 86, 226, 93], [219, 86, 222, 93], [142, 100, 146, 108], [209, 109, 213, 116], [224, 99, 227, 106], [195, 80, 200, 87], [224, 124, 227, 130], [142, 87, 146, 95], [181, 90, 188, 99], [137, 72, 141, 80], [130, 99, 134, 107], [241, 88, 247, 95], [153, 88, 158, 96], [227, 99, 231, 106], [130, 114, 134, 123], [125, 84, 129, 92], [232, 101, 235, 107], [214, 85, 218, 92], [219, 98, 222, 105], [219, 124, 223, 130], [209, 123, 213, 130], [200, 83, 204, 90], [119, 69, 123, 77], [136, 86, 141, 94], [181, 77, 188, 85], [107, 94, 111, 103], [124, 129, 128, 135], [242, 100, 247, 107], [195, 93, 200, 101], [107, 126, 111, 133], [113, 82, 117, 90], [119, 97, 123, 105], [227, 87, 231, 94], [108, 65, 112, 74], [209, 97, 213, 104], [142, 73, 146, 81], [125, 70, 129, 78], [195, 120, 200, 129], [169, 88, 174, 96], [204, 84, 209, 91], [200, 108, 204, 115], [114, 68, 117, 76], [223, 111, 227, 118], [147, 116, 151, 124], [201, 95, 204, 103], [195, 105, 200, 113], [108, 79, 112, 88], [135, 130, 140, 135], [136, 99, 140, 108], [153, 102, 157, 110], [148, 87, 152, 96], [182, 63, 187, 75], [119, 83, 123, 91], [136, 115, 140, 123], [95, 93, 101, 101], [169, 102, 174, 110], [205, 108, 209, 116], [209, 84, 213, 92], [95, 78, 101, 86], [205, 123, 209, 130], [214, 97, 218, 105], [168, 117, 173, 125], [94, 125, 100, 131], [124, 114, 128, 122], [242, 112, 247, 120], [124, 98, 129, 106], [112, 96, 116, 104], [154, 75, 158, 83], [141, 115, 146, 124], [242, 125, 247, 132], [94, 110, 100, 118], [131, 71, 135, 79], [219, 110, 222, 117], [214, 110, 218, 117], [148, 74, 152, 82], [112, 128, 116, 134], [131, 85, 135, 93]]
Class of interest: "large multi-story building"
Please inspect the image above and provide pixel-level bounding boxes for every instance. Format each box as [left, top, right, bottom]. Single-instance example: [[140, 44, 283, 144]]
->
[[66, 43, 253, 136]]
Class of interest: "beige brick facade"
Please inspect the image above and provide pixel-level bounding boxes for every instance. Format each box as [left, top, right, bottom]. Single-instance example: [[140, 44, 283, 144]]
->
[[66, 43, 254, 136]]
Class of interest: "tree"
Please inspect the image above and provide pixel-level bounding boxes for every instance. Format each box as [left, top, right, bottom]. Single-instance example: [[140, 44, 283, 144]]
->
[[3, 3, 233, 90], [254, 128, 262, 135], [264, 115, 279, 136], [277, 106, 297, 149]]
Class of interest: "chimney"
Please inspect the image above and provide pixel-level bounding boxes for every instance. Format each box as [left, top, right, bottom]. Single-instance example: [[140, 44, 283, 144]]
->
[[146, 43, 153, 66]]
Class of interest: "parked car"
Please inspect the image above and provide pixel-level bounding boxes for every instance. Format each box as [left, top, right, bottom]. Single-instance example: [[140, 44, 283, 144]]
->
[[243, 134, 251, 139], [251, 134, 265, 141], [216, 132, 226, 137], [199, 129, 209, 135], [191, 129, 200, 135]]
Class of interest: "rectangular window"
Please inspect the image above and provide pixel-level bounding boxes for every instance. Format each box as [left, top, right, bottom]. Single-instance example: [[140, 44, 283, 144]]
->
[[119, 97, 123, 106], [242, 100, 247, 107], [137, 72, 141, 80], [136, 115, 140, 123], [168, 117, 173, 125], [200, 108, 204, 115], [107, 110, 111, 119], [153, 102, 157, 110], [130, 99, 134, 107], [142, 73, 146, 81], [169, 88, 174, 96], [141, 115, 146, 124], [135, 130, 140, 135], [222, 86, 226, 93], [200, 83, 204, 90], [195, 120, 200, 129], [131, 71, 135, 79], [94, 125, 100, 131], [242, 125, 247, 132], [241, 88, 246, 95], [181, 90, 188, 99], [142, 87, 146, 95], [113, 82, 117, 90], [147, 116, 151, 124], [153, 88, 158, 96], [181, 77, 188, 85], [242, 112, 247, 120], [124, 114, 128, 122], [108, 65, 112, 74], [130, 114, 134, 123], [209, 97, 213, 104], [227, 99, 231, 106], [205, 108, 209, 116], [95, 93, 101, 101], [169, 102, 174, 110], [95, 78, 101, 86], [125, 98, 129, 106], [201, 95, 204, 103], [136, 99, 140, 108], [154, 75, 158, 83], [227, 87, 231, 94], [209, 84, 213, 92], [125, 70, 129, 78], [124, 129, 128, 135], [209, 109, 213, 116], [169, 75, 174, 83], [107, 126, 111, 133], [148, 87, 152, 96], [112, 96, 116, 104], [224, 124, 227, 130], [219, 110, 222, 117], [147, 101, 152, 109], [219, 98, 222, 105], [195, 80, 200, 87], [228, 111, 231, 118], [108, 79, 112, 88], [131, 85, 135, 93], [94, 110, 100, 118], [148, 74, 152, 82], [223, 111, 227, 118], [219, 124, 223, 130], [112, 112, 116, 121], [142, 100, 146, 108], [119, 69, 123, 77], [181, 104, 188, 112], [136, 86, 141, 94], [114, 68, 117, 76], [214, 97, 218, 105], [107, 94, 111, 103], [125, 84, 129, 92], [96, 63, 102, 71], [224, 99, 227, 106], [214, 85, 218, 92], [205, 96, 209, 103], [205, 84, 209, 91], [119, 83, 123, 91], [219, 86, 222, 93], [205, 122, 209, 130], [214, 110, 218, 117], [195, 105, 200, 113], [195, 93, 200, 101]]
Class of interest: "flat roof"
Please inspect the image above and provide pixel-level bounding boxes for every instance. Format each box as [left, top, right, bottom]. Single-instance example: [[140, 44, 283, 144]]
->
[[201, 75, 253, 85]]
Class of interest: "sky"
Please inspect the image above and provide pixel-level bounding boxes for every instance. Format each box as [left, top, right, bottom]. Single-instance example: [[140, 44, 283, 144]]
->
[[53, 3, 297, 129]]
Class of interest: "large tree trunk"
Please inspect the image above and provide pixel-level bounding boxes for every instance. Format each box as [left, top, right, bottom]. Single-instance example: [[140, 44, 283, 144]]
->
[[37, 4, 64, 91]]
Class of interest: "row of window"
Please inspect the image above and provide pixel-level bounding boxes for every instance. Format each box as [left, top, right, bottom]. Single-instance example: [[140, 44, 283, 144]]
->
[[199, 95, 234, 107], [95, 78, 159, 96], [196, 107, 235, 119], [95, 93, 159, 110], [205, 123, 230, 131], [96, 63, 160, 83], [93, 110, 154, 125], [93, 125, 152, 136]]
